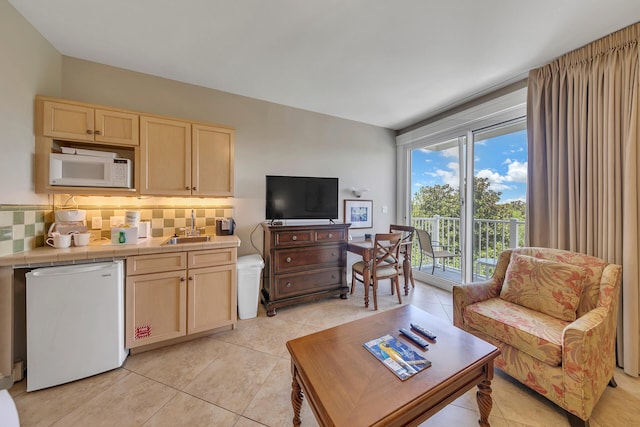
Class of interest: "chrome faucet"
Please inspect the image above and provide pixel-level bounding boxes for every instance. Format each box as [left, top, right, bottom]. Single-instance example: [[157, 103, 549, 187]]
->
[[186, 209, 199, 237]]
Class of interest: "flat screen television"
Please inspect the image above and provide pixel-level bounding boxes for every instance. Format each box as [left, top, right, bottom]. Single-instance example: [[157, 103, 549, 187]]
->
[[266, 175, 339, 220]]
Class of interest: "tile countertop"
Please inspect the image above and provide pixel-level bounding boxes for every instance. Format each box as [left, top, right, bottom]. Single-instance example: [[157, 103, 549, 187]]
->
[[0, 235, 242, 268]]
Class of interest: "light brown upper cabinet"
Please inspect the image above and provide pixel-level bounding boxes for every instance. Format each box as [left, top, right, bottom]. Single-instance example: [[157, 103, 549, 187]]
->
[[192, 124, 234, 197], [140, 116, 234, 197], [42, 100, 139, 146]]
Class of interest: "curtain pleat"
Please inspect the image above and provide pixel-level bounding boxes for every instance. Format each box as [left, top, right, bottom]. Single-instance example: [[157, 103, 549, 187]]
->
[[526, 22, 640, 376]]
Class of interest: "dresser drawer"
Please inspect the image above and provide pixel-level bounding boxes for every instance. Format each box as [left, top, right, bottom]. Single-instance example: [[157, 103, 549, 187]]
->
[[274, 245, 342, 272], [274, 230, 314, 246], [315, 228, 346, 243], [275, 268, 343, 299]]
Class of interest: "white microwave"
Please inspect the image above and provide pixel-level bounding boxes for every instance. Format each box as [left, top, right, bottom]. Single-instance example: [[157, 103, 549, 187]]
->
[[49, 153, 132, 188]]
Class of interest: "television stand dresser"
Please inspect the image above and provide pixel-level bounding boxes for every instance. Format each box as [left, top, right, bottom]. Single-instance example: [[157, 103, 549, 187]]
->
[[261, 223, 350, 316]]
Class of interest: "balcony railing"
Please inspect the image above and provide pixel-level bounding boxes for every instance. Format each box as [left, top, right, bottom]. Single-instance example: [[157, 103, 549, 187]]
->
[[411, 216, 526, 278]]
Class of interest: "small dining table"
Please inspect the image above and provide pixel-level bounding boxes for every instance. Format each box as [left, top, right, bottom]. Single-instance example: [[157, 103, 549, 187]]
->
[[347, 237, 415, 305]]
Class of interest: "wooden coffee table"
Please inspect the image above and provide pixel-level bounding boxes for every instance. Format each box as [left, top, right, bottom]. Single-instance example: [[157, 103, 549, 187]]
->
[[286, 304, 500, 426]]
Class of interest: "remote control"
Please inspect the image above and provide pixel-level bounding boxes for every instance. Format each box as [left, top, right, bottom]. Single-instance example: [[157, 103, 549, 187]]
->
[[410, 323, 437, 340], [399, 328, 429, 348]]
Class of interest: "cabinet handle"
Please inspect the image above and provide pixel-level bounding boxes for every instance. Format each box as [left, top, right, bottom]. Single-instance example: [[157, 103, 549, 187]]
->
[[192, 187, 197, 191], [332, 252, 336, 256], [94, 130, 101, 135], [328, 233, 333, 238], [188, 276, 194, 281], [292, 235, 297, 241], [180, 277, 186, 281], [286, 282, 292, 288], [286, 257, 292, 263], [186, 186, 190, 190], [86, 129, 93, 135]]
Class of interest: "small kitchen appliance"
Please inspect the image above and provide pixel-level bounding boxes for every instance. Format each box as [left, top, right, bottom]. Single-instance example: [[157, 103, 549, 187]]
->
[[49, 151, 132, 188], [48, 209, 88, 236], [216, 218, 235, 235]]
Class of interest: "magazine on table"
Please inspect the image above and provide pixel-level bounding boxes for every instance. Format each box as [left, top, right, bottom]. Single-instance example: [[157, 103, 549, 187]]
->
[[363, 334, 431, 380]]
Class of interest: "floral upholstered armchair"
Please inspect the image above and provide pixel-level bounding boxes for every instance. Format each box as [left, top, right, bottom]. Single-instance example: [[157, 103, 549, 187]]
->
[[453, 247, 622, 427]]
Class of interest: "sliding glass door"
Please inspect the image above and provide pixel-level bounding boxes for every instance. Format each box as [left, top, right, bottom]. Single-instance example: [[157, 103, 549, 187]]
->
[[408, 118, 527, 288], [410, 137, 466, 287], [468, 122, 527, 283]]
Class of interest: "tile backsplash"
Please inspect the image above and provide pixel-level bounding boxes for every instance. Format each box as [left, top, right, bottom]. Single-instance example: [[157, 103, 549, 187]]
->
[[0, 204, 234, 257]]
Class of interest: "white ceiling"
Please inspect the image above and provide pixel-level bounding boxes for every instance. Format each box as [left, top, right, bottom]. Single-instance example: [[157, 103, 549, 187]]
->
[[9, 0, 640, 130]]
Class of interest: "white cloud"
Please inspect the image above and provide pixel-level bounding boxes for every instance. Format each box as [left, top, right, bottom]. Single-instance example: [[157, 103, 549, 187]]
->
[[500, 196, 527, 204], [441, 147, 458, 158], [506, 160, 527, 183], [434, 161, 460, 188], [476, 169, 512, 191]]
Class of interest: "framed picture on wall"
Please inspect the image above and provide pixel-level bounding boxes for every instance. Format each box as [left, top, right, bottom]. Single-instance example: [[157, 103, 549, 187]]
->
[[344, 199, 373, 229]]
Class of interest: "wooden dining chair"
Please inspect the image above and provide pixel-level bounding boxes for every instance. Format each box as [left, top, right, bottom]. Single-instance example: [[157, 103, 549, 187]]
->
[[351, 232, 403, 310], [389, 224, 416, 293], [416, 228, 460, 274]]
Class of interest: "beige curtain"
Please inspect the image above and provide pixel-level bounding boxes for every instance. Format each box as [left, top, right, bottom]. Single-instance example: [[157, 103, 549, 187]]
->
[[527, 22, 640, 377]]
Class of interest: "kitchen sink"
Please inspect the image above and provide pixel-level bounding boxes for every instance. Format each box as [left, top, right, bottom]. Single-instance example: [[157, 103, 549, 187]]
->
[[162, 235, 211, 245]]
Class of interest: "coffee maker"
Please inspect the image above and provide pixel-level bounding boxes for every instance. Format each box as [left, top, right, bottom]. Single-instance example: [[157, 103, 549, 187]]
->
[[48, 210, 88, 236], [215, 218, 235, 235]]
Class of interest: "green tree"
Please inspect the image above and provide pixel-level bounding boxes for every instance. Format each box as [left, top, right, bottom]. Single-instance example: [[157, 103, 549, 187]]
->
[[412, 184, 459, 218], [412, 177, 508, 220]]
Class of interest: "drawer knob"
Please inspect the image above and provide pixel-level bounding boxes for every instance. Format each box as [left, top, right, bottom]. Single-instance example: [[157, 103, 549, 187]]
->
[[94, 130, 101, 135], [286, 257, 292, 263], [180, 277, 186, 282], [332, 252, 336, 256], [86, 129, 93, 135], [292, 235, 297, 241], [286, 282, 292, 288], [328, 233, 333, 238], [188, 276, 194, 281]]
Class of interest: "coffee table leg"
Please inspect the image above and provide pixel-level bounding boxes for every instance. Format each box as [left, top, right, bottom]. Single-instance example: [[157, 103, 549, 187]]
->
[[291, 370, 304, 426], [476, 379, 493, 427]]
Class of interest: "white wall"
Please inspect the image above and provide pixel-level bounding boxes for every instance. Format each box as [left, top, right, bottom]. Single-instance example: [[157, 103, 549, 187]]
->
[[0, 0, 61, 204], [59, 57, 397, 255]]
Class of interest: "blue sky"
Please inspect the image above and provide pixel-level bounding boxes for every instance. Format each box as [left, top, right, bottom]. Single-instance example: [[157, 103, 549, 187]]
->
[[411, 129, 527, 204]]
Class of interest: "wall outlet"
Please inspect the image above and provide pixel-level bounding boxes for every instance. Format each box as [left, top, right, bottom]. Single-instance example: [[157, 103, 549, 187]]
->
[[91, 217, 103, 229], [110, 216, 124, 228]]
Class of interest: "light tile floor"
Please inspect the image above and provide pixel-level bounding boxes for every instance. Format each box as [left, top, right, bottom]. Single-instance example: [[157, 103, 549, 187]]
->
[[9, 280, 640, 426]]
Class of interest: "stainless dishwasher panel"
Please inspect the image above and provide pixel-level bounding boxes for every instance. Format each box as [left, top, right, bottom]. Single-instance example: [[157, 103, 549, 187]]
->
[[25, 261, 127, 391]]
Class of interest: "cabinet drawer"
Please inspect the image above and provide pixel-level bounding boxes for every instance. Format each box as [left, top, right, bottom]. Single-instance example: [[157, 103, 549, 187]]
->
[[274, 230, 313, 246], [274, 245, 342, 272], [126, 252, 187, 276], [275, 268, 343, 299], [188, 247, 237, 268], [315, 229, 346, 243]]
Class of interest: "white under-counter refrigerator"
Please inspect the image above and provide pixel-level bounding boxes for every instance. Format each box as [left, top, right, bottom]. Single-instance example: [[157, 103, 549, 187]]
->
[[25, 260, 128, 391]]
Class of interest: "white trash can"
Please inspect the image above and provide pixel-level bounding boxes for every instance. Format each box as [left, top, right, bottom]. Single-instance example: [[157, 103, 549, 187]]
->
[[236, 254, 265, 320]]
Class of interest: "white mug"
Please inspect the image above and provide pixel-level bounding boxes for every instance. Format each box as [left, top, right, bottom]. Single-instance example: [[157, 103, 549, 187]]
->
[[46, 234, 72, 249], [73, 232, 91, 247]]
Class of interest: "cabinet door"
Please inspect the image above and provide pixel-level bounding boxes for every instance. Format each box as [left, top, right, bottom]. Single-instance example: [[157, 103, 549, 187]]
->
[[187, 264, 236, 334], [192, 124, 234, 197], [126, 270, 187, 348], [95, 109, 139, 146], [43, 101, 94, 142], [140, 116, 191, 195]]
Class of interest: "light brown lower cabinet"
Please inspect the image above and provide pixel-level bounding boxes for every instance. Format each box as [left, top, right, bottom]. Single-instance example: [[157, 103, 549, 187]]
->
[[126, 248, 237, 349]]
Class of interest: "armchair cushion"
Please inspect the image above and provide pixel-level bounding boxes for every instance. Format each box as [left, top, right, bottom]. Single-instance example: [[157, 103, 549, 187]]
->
[[464, 298, 568, 366], [500, 253, 588, 321]]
